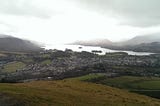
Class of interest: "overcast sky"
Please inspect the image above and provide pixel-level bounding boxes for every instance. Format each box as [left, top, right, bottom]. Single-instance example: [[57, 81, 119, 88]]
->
[[0, 0, 160, 44]]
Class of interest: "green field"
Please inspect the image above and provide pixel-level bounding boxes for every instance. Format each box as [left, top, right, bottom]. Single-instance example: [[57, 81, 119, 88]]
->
[[22, 58, 34, 64], [0, 79, 160, 106], [40, 59, 52, 65], [2, 61, 26, 73], [73, 73, 106, 81], [75, 74, 160, 99], [131, 80, 160, 90], [0, 53, 6, 57]]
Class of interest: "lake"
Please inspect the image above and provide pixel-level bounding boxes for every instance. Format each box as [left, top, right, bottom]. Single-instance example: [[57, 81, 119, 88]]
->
[[44, 44, 155, 56]]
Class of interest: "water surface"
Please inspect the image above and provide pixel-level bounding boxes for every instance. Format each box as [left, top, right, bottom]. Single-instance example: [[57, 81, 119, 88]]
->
[[45, 44, 155, 56]]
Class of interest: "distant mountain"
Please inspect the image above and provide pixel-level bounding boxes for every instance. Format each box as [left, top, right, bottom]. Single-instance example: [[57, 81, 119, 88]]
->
[[71, 33, 160, 53], [0, 34, 12, 38], [109, 33, 160, 53], [0, 34, 43, 52], [125, 42, 160, 53], [72, 33, 160, 47], [72, 39, 112, 46], [119, 33, 160, 46], [103, 42, 160, 53]]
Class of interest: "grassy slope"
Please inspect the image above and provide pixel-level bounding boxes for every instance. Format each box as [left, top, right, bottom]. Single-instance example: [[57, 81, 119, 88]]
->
[[76, 74, 160, 99], [0, 79, 160, 106], [96, 76, 160, 89], [131, 80, 160, 90], [76, 74, 160, 90]]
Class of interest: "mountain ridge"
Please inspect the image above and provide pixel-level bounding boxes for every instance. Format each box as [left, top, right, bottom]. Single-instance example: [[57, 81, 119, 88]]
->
[[71, 33, 160, 53], [118, 33, 160, 46], [0, 34, 43, 52]]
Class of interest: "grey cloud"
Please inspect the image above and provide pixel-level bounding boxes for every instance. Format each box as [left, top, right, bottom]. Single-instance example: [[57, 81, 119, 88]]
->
[[75, 0, 160, 27], [0, 0, 52, 18], [0, 21, 11, 27]]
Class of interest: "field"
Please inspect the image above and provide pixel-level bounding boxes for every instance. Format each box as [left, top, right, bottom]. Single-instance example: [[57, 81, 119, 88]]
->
[[76, 74, 160, 99], [40, 59, 52, 65], [0, 79, 160, 106], [2, 61, 26, 73], [73, 73, 106, 81], [0, 53, 6, 57]]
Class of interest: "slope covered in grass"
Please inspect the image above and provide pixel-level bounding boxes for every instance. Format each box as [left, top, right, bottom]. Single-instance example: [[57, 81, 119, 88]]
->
[[0, 79, 160, 106], [76, 74, 160, 99]]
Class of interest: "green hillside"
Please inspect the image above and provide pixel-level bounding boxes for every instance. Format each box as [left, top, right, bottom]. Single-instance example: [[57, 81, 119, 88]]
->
[[75, 74, 160, 99], [0, 79, 160, 106]]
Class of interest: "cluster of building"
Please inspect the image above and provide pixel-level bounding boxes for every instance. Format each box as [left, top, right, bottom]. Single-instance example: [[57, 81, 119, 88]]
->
[[1, 50, 160, 82]]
